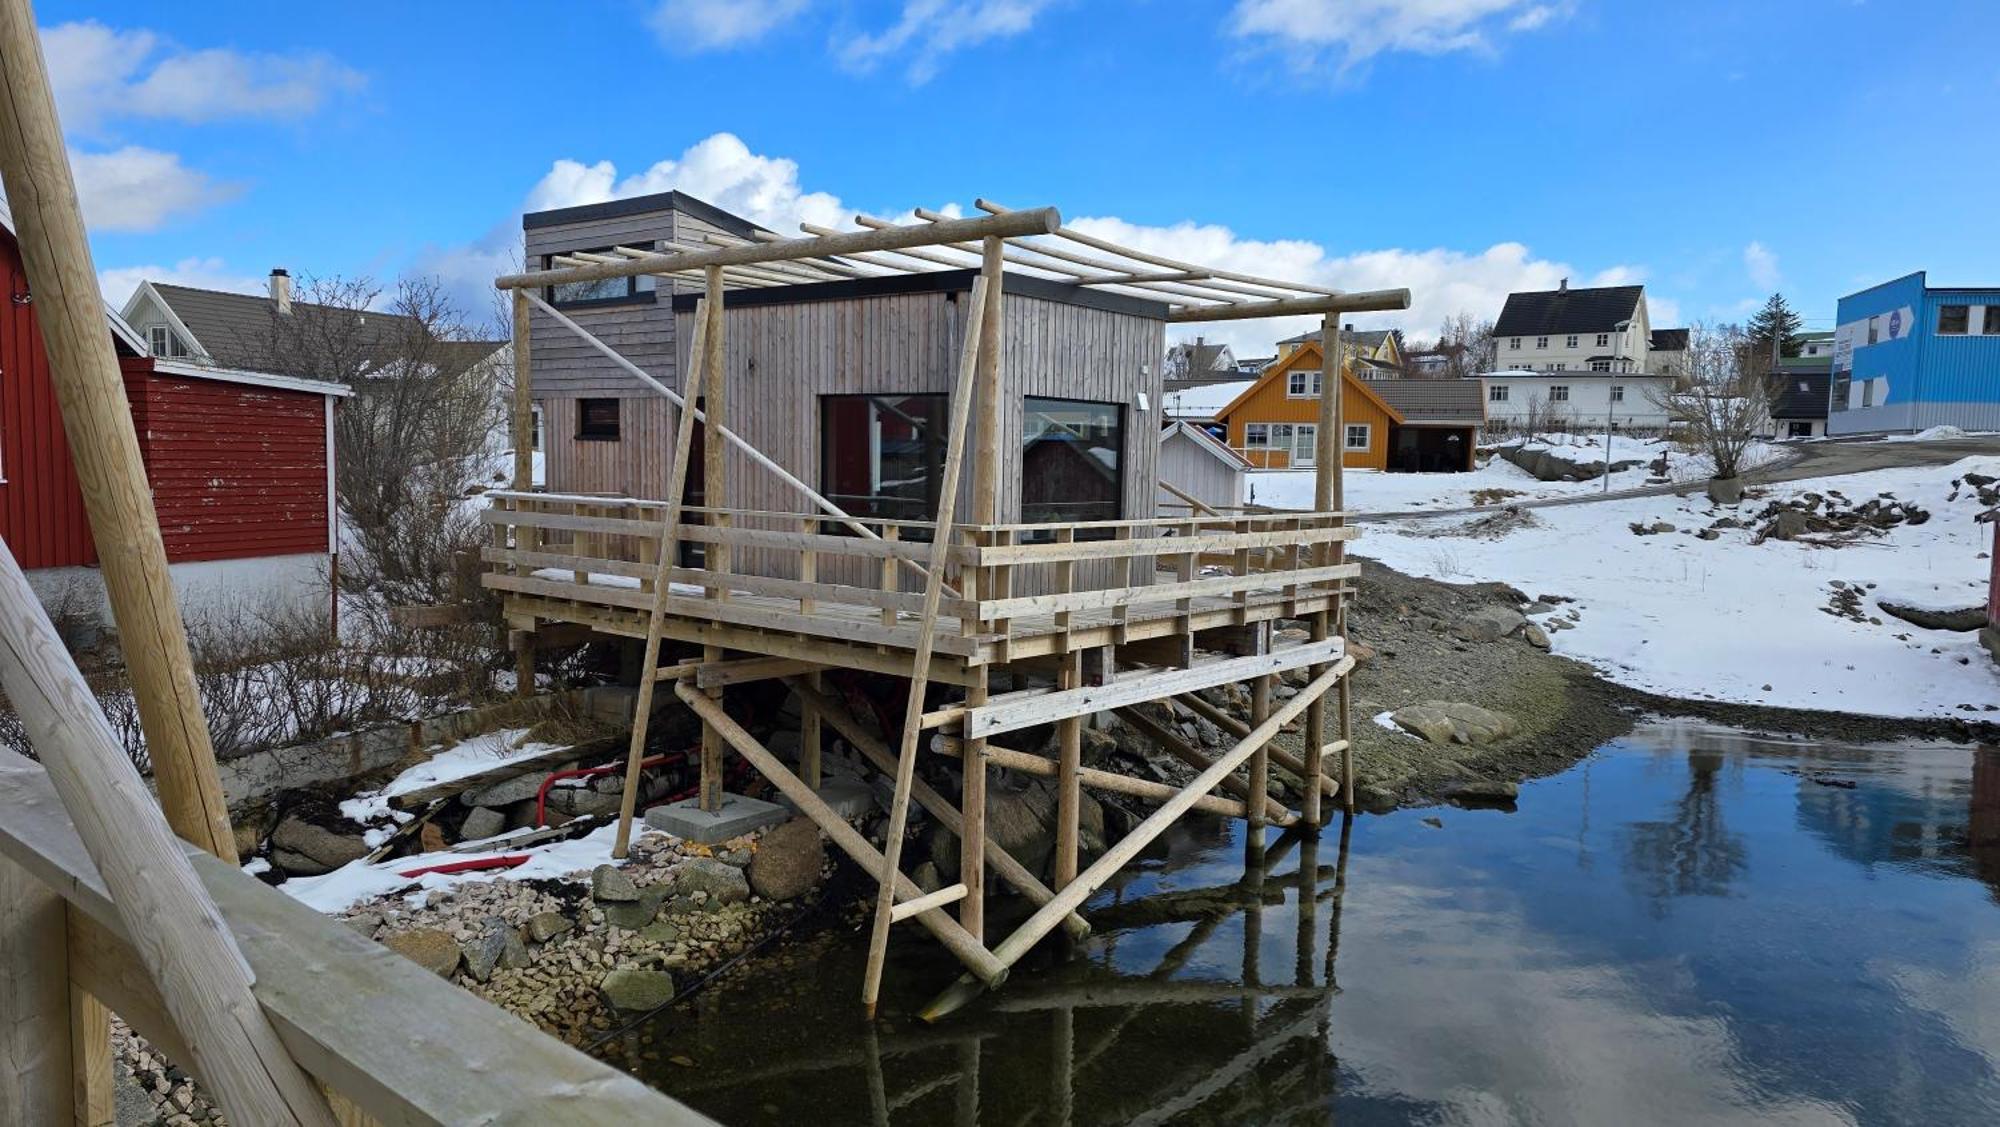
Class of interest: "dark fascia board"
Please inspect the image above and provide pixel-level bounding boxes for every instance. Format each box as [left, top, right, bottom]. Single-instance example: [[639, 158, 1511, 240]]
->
[[523, 190, 767, 239], [669, 268, 1171, 320]]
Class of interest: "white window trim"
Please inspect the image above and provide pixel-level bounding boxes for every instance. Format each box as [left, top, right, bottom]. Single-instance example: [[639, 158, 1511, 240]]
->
[[1244, 423, 1269, 448], [1489, 384, 1509, 402], [1565, 335, 1579, 348], [1285, 370, 1322, 399], [1611, 385, 1625, 402], [1343, 423, 1371, 451], [1550, 385, 1571, 402], [1292, 423, 1317, 466]]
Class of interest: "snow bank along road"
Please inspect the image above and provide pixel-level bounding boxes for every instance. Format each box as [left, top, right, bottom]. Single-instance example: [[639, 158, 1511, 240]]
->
[[1354, 454, 2000, 720]]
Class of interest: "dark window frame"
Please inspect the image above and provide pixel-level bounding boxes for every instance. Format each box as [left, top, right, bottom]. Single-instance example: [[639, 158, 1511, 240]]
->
[[576, 397, 621, 441], [818, 393, 949, 532], [1939, 304, 1970, 335], [542, 246, 660, 309]]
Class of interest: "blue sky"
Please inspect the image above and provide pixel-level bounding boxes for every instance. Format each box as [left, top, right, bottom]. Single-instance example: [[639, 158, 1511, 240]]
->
[[41, 0, 2000, 353]]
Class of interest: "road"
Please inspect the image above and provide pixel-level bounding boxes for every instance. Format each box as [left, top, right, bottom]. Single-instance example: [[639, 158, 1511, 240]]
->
[[1354, 433, 2000, 522]]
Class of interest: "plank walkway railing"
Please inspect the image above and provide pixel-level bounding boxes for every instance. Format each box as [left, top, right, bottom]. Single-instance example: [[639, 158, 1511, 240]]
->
[[0, 747, 710, 1125]]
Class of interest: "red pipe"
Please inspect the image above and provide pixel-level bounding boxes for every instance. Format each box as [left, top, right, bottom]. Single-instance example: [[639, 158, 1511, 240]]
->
[[535, 752, 685, 828], [399, 855, 529, 878]]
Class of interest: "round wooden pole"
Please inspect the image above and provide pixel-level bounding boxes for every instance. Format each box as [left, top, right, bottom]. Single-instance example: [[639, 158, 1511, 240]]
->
[[0, 0, 233, 861], [0, 539, 335, 1125]]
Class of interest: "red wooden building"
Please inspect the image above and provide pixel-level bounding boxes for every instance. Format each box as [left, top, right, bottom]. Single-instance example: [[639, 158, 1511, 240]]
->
[[0, 210, 348, 631]]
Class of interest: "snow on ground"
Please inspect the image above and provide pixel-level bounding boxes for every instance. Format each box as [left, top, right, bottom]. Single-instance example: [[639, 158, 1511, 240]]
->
[[1247, 434, 1787, 514], [1354, 455, 2000, 719], [282, 820, 633, 914], [338, 726, 566, 825]]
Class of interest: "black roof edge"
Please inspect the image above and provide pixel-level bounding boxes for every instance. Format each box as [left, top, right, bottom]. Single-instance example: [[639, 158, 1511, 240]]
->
[[668, 268, 1172, 320], [523, 190, 767, 239]]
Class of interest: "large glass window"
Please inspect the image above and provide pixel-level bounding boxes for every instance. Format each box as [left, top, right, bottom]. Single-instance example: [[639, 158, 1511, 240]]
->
[[1021, 396, 1122, 525], [820, 394, 946, 523], [1939, 305, 1970, 335]]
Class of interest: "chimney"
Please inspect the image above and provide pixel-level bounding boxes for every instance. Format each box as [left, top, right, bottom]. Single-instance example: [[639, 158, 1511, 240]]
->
[[270, 268, 291, 314], [1558, 277, 1568, 293], [1344, 322, 1355, 333]]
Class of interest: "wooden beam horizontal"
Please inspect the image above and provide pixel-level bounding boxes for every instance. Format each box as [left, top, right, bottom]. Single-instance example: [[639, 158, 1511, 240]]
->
[[0, 751, 704, 1125], [1166, 288, 1412, 324]]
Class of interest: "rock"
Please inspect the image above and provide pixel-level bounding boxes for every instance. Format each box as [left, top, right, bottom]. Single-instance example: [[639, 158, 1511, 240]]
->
[[459, 806, 507, 842], [930, 780, 1055, 878], [749, 819, 826, 901], [1522, 622, 1550, 650], [1421, 816, 1444, 829], [640, 920, 684, 945], [675, 857, 750, 905], [1649, 521, 1676, 534], [525, 910, 573, 943], [461, 923, 514, 983], [1346, 640, 1378, 665], [382, 928, 461, 977], [1877, 599, 1987, 632], [1355, 785, 1401, 813], [1444, 778, 1520, 803], [603, 894, 663, 930], [1391, 702, 1519, 747], [912, 860, 944, 894], [464, 771, 560, 808], [1705, 476, 1744, 505], [1697, 528, 1720, 540], [1770, 509, 1811, 541], [1450, 605, 1525, 643], [600, 968, 676, 1013], [419, 823, 446, 853], [343, 912, 383, 938], [268, 816, 367, 876], [545, 786, 623, 818], [592, 863, 641, 903]]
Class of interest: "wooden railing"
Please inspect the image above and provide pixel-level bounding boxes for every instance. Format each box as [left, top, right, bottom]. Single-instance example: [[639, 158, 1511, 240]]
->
[[480, 492, 1355, 656]]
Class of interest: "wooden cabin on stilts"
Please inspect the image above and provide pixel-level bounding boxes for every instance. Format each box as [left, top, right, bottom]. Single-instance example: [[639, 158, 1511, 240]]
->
[[485, 190, 1409, 1016]]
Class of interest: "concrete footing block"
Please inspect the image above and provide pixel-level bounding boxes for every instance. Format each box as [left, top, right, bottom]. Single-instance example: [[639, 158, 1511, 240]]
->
[[644, 793, 788, 844], [781, 776, 876, 820]]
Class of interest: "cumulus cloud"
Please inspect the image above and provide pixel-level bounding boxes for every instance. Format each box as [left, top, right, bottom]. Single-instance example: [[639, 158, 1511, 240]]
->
[[98, 257, 265, 307], [43, 20, 363, 133], [836, 0, 1052, 84], [1743, 241, 1780, 291], [1231, 0, 1573, 73], [70, 146, 240, 232], [648, 0, 811, 51]]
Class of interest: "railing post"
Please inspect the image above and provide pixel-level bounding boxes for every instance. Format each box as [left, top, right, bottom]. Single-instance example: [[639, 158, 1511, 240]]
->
[[1, 854, 72, 1126]]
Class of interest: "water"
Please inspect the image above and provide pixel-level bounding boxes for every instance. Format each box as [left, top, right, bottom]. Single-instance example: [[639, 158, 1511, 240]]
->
[[611, 720, 2000, 1125]]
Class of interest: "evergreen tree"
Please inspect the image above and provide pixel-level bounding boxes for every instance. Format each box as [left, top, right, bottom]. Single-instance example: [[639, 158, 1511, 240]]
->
[[1746, 293, 1804, 360]]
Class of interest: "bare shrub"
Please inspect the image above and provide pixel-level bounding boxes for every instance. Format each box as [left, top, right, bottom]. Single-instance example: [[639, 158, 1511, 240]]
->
[[1646, 322, 1776, 481]]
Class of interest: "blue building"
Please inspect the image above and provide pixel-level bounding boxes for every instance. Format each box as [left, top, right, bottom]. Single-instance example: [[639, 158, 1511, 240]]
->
[[1830, 272, 2000, 434]]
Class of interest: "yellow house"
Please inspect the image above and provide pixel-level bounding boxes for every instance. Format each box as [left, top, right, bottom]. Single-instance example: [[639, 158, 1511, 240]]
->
[[1274, 325, 1405, 378], [1213, 341, 1402, 470]]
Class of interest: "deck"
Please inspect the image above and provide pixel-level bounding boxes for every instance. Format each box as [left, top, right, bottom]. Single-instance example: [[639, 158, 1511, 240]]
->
[[481, 491, 1355, 674]]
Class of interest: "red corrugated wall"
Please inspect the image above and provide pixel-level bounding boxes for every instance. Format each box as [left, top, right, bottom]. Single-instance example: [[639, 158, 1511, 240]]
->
[[0, 225, 330, 570], [0, 232, 93, 568], [121, 360, 330, 562]]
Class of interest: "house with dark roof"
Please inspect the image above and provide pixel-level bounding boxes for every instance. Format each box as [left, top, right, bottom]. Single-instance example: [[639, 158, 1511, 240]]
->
[[1648, 327, 1690, 379], [1164, 336, 1239, 389], [1370, 379, 1485, 471], [1770, 357, 1832, 439], [1277, 324, 1403, 376], [1493, 279, 1685, 377]]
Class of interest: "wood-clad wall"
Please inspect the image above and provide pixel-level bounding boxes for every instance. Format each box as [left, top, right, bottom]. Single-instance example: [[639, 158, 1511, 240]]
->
[[523, 211, 677, 400], [541, 396, 674, 500]]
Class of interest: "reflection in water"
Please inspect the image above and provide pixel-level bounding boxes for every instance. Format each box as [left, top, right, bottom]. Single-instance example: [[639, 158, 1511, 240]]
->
[[616, 722, 2000, 1125]]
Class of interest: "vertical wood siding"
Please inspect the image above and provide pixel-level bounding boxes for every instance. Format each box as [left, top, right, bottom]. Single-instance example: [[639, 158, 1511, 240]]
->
[[523, 210, 678, 399], [0, 231, 93, 568], [1158, 429, 1245, 512]]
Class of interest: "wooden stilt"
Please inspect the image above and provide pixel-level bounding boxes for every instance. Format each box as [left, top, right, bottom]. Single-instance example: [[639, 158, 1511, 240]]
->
[[673, 682, 1006, 984], [787, 677, 1089, 939], [609, 298, 710, 858], [1111, 706, 1291, 823], [1173, 692, 1338, 801], [959, 670, 989, 943], [800, 670, 823, 789], [2, 853, 71, 1126], [699, 265, 729, 814], [861, 274, 993, 1016], [1248, 675, 1272, 832], [922, 660, 1351, 1020], [933, 737, 1291, 824], [1054, 650, 1083, 887]]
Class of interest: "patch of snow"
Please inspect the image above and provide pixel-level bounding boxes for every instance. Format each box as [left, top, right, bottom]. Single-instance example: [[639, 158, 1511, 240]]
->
[[241, 857, 271, 876], [1372, 710, 1416, 738], [531, 566, 642, 589], [1870, 579, 1986, 614], [1355, 455, 2000, 719], [1896, 425, 1967, 442], [340, 727, 565, 826], [282, 820, 642, 914]]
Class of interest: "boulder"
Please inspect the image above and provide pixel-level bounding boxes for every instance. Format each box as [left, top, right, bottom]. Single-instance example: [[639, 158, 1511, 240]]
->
[[600, 968, 676, 1013], [591, 863, 640, 903], [1450, 606, 1525, 643], [1444, 778, 1520, 803], [1522, 622, 1551, 650], [1705, 476, 1744, 505], [1648, 521, 1676, 534], [381, 928, 461, 977], [459, 806, 507, 842], [1769, 509, 1811, 541], [1391, 702, 1520, 747], [930, 780, 1055, 878], [603, 893, 664, 930], [463, 771, 559, 808], [268, 816, 367, 876], [524, 910, 573, 944], [1878, 600, 1988, 632], [748, 819, 826, 901], [675, 857, 750, 905], [460, 922, 518, 983]]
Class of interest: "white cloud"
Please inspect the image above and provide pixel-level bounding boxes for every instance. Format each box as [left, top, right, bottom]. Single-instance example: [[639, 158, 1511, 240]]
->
[[522, 133, 854, 232], [1070, 213, 1656, 357], [98, 257, 265, 307], [70, 146, 239, 232], [1743, 241, 1780, 291], [1231, 0, 1572, 72], [836, 0, 1052, 84], [43, 20, 363, 132], [648, 0, 811, 51]]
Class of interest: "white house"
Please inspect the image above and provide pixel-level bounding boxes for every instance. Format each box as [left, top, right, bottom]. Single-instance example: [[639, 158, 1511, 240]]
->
[[1477, 371, 1674, 432], [1157, 421, 1248, 512], [1493, 280, 1685, 376]]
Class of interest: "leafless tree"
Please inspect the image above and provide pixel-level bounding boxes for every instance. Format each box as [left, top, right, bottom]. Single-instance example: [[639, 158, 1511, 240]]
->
[[1646, 321, 1775, 491], [1520, 391, 1573, 437], [230, 276, 507, 605], [1435, 312, 1497, 381]]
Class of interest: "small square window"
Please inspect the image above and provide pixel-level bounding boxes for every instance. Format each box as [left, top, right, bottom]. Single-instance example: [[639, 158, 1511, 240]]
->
[[1596, 333, 1609, 347], [1939, 305, 1969, 335], [577, 398, 621, 440], [1245, 423, 1269, 448], [1344, 424, 1370, 450], [1509, 337, 1521, 350], [1984, 307, 2000, 334], [1489, 384, 1510, 402], [1536, 336, 1549, 349], [1611, 385, 1625, 402], [1550, 385, 1570, 402], [1565, 335, 1579, 348]]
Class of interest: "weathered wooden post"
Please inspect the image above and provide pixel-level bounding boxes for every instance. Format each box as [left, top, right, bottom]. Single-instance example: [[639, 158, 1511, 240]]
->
[[961, 235, 1006, 939], [699, 266, 728, 813], [1308, 314, 1353, 818], [510, 289, 537, 697]]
